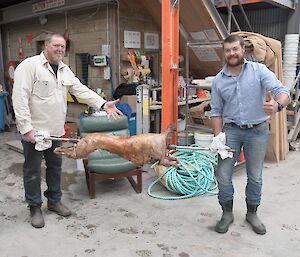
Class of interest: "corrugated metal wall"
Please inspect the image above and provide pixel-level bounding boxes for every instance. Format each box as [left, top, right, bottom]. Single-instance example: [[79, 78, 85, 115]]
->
[[234, 7, 290, 42]]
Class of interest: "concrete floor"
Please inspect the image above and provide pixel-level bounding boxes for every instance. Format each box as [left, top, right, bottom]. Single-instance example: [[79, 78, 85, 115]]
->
[[0, 129, 299, 257]]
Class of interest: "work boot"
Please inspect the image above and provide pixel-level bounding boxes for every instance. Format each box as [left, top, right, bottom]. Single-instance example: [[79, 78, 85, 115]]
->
[[30, 206, 45, 228], [246, 203, 266, 235], [47, 202, 71, 217], [215, 200, 234, 233]]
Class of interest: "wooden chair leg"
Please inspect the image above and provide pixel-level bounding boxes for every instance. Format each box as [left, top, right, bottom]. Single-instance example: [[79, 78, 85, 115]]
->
[[85, 167, 142, 198], [88, 173, 96, 199], [137, 171, 142, 193], [83, 159, 90, 188], [127, 176, 137, 192], [127, 170, 142, 193]]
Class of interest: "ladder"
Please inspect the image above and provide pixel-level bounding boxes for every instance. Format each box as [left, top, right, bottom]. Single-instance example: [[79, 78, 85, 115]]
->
[[287, 72, 300, 146]]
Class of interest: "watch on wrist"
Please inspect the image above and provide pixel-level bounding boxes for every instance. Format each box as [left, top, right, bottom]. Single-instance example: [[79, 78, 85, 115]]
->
[[277, 101, 283, 112]]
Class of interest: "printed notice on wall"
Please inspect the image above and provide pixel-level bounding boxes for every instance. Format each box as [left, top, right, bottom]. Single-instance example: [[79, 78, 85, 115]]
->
[[192, 47, 220, 62], [32, 0, 65, 12], [144, 32, 159, 49], [124, 30, 141, 49]]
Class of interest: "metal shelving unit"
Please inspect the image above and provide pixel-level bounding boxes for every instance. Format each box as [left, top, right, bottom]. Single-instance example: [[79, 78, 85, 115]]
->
[[184, 40, 223, 145]]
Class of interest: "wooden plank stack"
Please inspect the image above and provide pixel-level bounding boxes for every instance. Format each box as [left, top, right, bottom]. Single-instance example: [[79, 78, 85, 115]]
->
[[234, 32, 289, 162]]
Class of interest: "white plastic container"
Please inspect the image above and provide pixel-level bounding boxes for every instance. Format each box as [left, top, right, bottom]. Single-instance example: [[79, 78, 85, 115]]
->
[[76, 159, 85, 171], [283, 34, 299, 85], [194, 132, 214, 148], [177, 119, 185, 132], [283, 77, 296, 89]]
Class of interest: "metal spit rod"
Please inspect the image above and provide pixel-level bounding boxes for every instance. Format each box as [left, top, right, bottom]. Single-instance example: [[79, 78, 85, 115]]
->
[[44, 136, 80, 143], [168, 144, 236, 152]]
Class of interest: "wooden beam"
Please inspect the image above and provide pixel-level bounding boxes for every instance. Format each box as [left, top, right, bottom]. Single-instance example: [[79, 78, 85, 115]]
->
[[0, 0, 110, 24]]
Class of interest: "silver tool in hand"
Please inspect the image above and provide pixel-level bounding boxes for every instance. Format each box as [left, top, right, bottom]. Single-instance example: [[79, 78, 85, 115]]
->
[[44, 136, 80, 143]]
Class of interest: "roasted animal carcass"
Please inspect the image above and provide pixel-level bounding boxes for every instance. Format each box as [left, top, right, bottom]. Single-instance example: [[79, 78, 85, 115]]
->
[[54, 126, 178, 166]]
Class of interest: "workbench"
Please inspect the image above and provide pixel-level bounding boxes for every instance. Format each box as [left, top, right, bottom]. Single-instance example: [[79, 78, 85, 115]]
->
[[149, 97, 210, 133]]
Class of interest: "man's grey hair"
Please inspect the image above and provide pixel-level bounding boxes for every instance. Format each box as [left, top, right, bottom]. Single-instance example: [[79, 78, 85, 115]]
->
[[44, 33, 65, 44]]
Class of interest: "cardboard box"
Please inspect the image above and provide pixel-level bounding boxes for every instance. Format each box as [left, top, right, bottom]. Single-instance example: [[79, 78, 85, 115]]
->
[[202, 117, 213, 128], [120, 95, 137, 113]]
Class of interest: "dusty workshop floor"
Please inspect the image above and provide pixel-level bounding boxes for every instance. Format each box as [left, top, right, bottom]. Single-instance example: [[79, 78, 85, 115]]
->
[[0, 129, 299, 257]]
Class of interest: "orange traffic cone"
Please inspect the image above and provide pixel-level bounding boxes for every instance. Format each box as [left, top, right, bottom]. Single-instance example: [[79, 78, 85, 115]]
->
[[237, 150, 245, 162]]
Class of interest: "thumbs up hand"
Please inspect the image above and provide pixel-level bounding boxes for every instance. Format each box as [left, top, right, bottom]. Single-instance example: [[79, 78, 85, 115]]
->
[[263, 91, 277, 115]]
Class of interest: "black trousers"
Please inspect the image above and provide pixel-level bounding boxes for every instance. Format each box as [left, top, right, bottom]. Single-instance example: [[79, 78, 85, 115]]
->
[[21, 140, 62, 206]]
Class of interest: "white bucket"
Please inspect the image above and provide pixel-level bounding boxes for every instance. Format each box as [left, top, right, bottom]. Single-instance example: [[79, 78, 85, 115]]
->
[[283, 54, 298, 58], [284, 69, 297, 74], [284, 49, 298, 54], [178, 119, 185, 132], [194, 132, 214, 148], [283, 77, 296, 89], [283, 61, 297, 67], [283, 67, 296, 71], [76, 159, 84, 171], [285, 34, 299, 39]]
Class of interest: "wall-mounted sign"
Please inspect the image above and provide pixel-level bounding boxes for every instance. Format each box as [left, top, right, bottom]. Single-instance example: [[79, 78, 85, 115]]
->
[[124, 30, 141, 49], [144, 32, 159, 50], [32, 0, 65, 13]]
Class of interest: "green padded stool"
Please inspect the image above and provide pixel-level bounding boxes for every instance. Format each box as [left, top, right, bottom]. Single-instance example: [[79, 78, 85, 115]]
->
[[80, 115, 142, 198]]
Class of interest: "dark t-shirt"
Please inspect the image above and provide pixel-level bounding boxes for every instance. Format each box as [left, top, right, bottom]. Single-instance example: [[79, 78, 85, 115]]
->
[[50, 63, 58, 77]]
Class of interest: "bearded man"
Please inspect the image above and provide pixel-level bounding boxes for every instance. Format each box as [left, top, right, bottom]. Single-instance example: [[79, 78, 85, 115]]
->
[[211, 35, 290, 235]]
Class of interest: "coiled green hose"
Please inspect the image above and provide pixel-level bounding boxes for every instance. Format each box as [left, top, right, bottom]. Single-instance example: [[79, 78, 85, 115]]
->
[[148, 145, 218, 200]]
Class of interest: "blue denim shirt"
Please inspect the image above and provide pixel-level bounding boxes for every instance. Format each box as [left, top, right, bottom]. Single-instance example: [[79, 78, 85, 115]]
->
[[211, 60, 290, 125]]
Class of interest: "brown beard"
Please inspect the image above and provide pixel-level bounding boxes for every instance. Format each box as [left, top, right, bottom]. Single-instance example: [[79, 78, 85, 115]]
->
[[226, 56, 244, 67]]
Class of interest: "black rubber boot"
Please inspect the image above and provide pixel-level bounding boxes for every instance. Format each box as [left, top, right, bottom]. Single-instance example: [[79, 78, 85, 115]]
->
[[30, 206, 45, 228], [215, 200, 234, 233], [246, 203, 266, 235], [48, 202, 71, 217]]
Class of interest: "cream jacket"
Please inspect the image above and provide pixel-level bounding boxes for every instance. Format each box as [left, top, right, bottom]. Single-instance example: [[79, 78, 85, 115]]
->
[[12, 52, 106, 136]]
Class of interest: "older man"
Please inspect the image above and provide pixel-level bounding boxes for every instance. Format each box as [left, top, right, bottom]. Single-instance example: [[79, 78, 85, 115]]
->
[[12, 33, 122, 228]]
